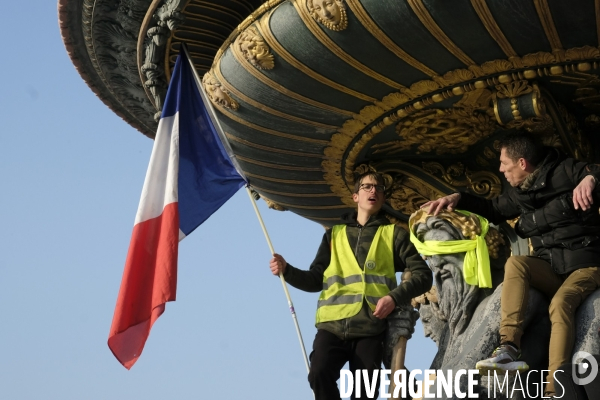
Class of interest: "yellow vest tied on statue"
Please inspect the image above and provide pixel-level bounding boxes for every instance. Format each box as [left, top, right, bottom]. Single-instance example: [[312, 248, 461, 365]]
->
[[316, 224, 397, 324]]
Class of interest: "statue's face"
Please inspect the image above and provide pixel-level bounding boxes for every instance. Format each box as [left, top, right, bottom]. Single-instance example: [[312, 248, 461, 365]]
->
[[309, 0, 342, 24], [416, 217, 466, 286], [411, 210, 502, 334], [415, 216, 469, 325], [239, 31, 265, 60], [420, 304, 443, 346], [206, 82, 225, 104], [240, 39, 256, 56]]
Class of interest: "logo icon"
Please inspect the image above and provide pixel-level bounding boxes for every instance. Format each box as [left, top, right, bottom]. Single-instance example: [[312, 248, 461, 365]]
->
[[365, 260, 376, 270], [572, 351, 598, 385]]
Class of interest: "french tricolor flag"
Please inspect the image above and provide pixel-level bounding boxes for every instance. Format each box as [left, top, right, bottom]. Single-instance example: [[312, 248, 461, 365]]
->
[[108, 51, 246, 369]]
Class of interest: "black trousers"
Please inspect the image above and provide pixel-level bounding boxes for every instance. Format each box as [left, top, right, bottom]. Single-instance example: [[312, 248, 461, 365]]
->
[[308, 329, 384, 400]]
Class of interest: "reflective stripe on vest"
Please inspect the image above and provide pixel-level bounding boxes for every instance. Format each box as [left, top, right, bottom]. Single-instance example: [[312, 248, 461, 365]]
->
[[315, 224, 397, 324]]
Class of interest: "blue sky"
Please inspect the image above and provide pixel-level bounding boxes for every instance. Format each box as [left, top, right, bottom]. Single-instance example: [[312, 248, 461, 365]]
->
[[0, 2, 437, 399]]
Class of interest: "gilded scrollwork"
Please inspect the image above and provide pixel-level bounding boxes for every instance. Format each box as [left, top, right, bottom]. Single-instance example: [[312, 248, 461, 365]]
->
[[477, 146, 498, 167], [371, 108, 496, 156], [316, 46, 600, 209], [476, 155, 490, 167], [465, 169, 502, 199], [236, 25, 275, 70], [483, 146, 497, 159], [422, 162, 501, 199], [202, 70, 239, 110], [421, 162, 464, 182], [307, 0, 348, 31], [505, 115, 554, 133], [385, 175, 443, 216]]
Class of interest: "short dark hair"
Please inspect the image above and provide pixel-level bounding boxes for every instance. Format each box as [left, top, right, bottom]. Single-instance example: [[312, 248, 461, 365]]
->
[[498, 132, 544, 166], [353, 171, 385, 193]]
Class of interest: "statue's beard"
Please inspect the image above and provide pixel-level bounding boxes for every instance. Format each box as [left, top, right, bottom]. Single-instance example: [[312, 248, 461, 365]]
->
[[434, 263, 480, 335]]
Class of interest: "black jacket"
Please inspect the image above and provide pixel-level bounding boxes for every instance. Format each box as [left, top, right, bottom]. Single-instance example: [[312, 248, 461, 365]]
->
[[283, 212, 432, 339], [458, 147, 600, 275]]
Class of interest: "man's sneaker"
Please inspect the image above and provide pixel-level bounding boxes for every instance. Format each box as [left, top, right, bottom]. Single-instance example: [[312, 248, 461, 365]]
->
[[475, 344, 529, 373]]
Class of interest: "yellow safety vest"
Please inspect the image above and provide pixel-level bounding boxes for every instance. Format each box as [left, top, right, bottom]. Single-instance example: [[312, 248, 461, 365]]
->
[[315, 224, 397, 324]]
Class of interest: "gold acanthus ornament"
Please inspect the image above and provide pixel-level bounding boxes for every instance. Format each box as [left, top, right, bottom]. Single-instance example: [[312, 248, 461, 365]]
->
[[307, 0, 348, 31], [422, 162, 502, 199], [236, 25, 275, 70], [202, 71, 239, 110], [387, 175, 443, 215], [371, 108, 496, 155], [318, 45, 600, 207], [495, 80, 533, 99]]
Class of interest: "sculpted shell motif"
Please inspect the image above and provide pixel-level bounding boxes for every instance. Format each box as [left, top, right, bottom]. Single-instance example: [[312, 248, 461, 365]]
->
[[565, 45, 600, 61], [442, 69, 476, 85], [481, 59, 513, 74], [409, 80, 441, 97], [521, 51, 556, 67], [377, 92, 412, 110]]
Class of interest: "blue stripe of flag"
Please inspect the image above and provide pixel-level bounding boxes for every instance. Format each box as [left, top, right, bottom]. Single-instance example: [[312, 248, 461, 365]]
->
[[164, 54, 247, 237]]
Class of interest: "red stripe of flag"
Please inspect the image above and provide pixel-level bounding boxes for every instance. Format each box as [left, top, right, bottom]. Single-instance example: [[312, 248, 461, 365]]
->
[[108, 202, 179, 369]]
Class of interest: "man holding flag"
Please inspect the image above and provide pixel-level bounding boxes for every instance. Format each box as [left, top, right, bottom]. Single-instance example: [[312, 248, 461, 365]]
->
[[270, 171, 432, 400]]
